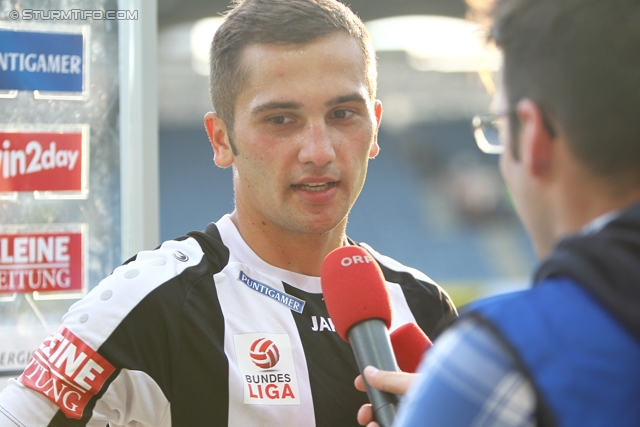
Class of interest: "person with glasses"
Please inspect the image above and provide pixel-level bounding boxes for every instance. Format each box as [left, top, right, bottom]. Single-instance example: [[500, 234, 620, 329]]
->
[[0, 1, 457, 426], [356, 0, 640, 425]]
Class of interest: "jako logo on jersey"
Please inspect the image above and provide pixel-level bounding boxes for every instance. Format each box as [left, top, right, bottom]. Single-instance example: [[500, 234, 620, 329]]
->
[[340, 254, 373, 267], [311, 316, 336, 332], [19, 326, 115, 419], [250, 338, 280, 369], [234, 333, 300, 405]]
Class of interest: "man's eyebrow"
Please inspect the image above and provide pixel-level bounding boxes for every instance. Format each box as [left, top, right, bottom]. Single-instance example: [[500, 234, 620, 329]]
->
[[251, 101, 302, 115], [325, 93, 367, 107], [250, 93, 367, 115]]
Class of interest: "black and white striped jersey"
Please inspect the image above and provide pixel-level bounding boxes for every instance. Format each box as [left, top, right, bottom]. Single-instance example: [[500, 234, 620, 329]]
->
[[0, 215, 456, 427]]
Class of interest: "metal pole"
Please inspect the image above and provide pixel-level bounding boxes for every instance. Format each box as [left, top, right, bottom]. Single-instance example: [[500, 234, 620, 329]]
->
[[118, 0, 159, 260]]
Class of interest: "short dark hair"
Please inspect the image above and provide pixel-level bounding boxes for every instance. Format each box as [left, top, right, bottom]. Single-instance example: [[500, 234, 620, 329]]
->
[[490, 0, 640, 185], [209, 0, 376, 144]]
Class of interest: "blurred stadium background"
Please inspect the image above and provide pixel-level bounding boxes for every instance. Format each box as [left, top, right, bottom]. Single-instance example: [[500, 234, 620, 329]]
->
[[156, 0, 537, 307]]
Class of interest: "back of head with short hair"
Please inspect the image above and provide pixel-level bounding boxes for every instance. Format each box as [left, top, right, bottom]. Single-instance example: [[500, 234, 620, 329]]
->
[[489, 0, 640, 186], [209, 0, 376, 136]]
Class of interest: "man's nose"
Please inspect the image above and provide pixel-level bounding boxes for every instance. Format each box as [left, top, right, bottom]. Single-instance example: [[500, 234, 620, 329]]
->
[[297, 121, 336, 167]]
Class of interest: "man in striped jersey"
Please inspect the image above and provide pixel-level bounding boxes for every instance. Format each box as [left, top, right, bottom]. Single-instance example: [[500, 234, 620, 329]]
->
[[0, 0, 456, 425]]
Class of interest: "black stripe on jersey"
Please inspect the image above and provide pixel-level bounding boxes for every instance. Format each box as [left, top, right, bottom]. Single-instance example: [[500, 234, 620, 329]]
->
[[49, 410, 81, 426], [283, 283, 366, 427], [171, 226, 231, 426], [376, 263, 457, 339]]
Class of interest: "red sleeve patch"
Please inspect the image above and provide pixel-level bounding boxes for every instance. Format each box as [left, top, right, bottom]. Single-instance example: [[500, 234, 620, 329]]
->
[[19, 326, 116, 419]]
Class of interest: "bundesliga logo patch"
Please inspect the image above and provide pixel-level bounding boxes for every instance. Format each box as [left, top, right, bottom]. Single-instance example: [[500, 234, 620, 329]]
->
[[19, 326, 115, 419], [234, 333, 300, 405]]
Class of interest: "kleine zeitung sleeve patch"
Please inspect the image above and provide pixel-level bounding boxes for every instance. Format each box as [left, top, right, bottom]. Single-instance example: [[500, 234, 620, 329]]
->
[[19, 326, 116, 419]]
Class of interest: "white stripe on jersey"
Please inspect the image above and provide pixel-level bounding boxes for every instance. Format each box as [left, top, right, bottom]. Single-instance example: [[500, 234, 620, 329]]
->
[[94, 369, 170, 427], [215, 216, 322, 425], [387, 281, 418, 332], [214, 262, 316, 426]]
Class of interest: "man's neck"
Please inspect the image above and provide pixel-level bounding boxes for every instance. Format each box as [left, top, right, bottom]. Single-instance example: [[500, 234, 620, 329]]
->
[[554, 171, 640, 240], [229, 210, 346, 277]]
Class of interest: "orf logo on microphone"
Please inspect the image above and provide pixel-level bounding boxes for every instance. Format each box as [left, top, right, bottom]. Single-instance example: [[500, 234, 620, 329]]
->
[[250, 338, 280, 369], [340, 254, 373, 267]]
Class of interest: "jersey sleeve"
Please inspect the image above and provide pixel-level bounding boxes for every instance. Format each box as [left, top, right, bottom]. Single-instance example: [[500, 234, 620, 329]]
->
[[394, 316, 536, 427], [0, 237, 209, 426]]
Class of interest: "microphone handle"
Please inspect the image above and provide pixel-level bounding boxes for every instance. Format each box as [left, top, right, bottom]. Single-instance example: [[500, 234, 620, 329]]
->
[[348, 319, 400, 427]]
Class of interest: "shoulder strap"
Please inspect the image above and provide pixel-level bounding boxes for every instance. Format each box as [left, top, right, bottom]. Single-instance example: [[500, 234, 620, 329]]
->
[[468, 311, 557, 427]]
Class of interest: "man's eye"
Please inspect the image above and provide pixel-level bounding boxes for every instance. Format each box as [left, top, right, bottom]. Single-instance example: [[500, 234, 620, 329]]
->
[[269, 116, 292, 125], [332, 110, 354, 119]]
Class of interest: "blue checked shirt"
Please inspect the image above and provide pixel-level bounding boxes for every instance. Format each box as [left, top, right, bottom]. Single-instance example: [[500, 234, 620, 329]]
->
[[394, 317, 536, 427]]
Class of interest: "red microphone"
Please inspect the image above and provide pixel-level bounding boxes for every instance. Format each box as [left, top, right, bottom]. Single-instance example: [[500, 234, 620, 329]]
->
[[390, 323, 433, 373], [321, 246, 399, 427]]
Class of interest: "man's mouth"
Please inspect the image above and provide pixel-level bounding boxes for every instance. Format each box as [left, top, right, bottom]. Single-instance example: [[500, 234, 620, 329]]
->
[[292, 182, 338, 192]]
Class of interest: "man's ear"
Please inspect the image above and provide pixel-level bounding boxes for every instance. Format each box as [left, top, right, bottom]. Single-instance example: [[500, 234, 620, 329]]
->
[[204, 112, 234, 168], [516, 99, 555, 180], [369, 100, 383, 159]]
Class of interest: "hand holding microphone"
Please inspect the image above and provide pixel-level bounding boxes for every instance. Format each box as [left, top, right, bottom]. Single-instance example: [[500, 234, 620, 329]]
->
[[353, 324, 432, 427], [321, 246, 399, 427]]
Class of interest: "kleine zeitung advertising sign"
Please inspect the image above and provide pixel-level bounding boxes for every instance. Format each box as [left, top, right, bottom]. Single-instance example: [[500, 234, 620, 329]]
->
[[0, 227, 85, 296]]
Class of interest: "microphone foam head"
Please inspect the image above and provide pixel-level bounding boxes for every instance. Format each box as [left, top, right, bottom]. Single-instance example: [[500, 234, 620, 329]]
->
[[320, 246, 392, 342], [390, 323, 433, 373]]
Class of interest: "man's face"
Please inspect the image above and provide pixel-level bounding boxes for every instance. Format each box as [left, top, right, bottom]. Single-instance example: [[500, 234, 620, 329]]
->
[[228, 31, 381, 235]]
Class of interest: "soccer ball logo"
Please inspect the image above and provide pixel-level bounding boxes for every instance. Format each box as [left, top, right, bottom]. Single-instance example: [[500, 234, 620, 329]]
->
[[250, 338, 280, 369]]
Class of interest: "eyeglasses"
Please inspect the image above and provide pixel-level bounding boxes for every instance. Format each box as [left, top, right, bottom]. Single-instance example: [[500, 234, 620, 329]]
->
[[472, 113, 505, 154], [473, 106, 557, 155]]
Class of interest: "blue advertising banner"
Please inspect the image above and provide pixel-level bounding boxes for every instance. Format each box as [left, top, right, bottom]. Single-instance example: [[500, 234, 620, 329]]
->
[[0, 29, 84, 94]]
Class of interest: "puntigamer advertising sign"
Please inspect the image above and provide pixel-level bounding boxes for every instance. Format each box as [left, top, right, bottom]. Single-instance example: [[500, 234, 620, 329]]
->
[[0, 27, 86, 95]]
